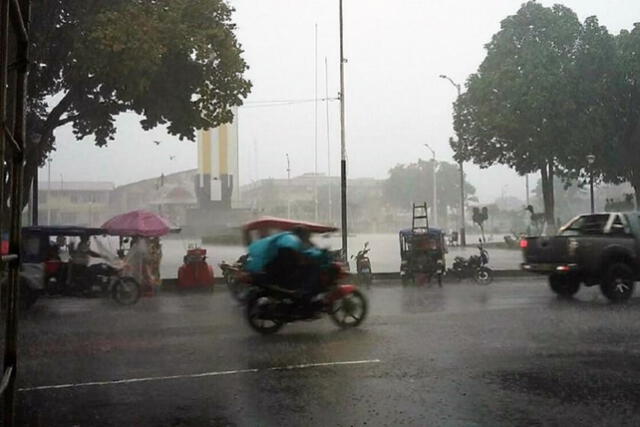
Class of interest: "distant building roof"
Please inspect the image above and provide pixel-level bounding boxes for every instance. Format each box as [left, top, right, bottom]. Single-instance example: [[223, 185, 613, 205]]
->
[[240, 175, 382, 192], [114, 169, 197, 191], [149, 185, 197, 205], [38, 181, 115, 192]]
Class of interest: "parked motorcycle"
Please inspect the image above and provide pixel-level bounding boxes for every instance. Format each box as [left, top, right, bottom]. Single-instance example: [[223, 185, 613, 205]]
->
[[47, 261, 141, 305], [352, 242, 372, 287], [219, 254, 248, 302], [244, 262, 368, 334], [447, 240, 493, 285]]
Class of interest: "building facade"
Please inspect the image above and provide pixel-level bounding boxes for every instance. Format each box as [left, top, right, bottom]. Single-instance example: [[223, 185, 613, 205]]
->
[[241, 174, 393, 232], [108, 169, 198, 227], [38, 181, 115, 226]]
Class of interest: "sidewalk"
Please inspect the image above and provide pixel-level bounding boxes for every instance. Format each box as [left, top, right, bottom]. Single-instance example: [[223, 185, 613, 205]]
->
[[446, 246, 523, 271]]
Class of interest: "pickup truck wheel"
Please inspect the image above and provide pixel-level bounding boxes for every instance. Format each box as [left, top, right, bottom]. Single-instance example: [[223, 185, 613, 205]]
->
[[601, 263, 634, 303], [548, 274, 580, 298]]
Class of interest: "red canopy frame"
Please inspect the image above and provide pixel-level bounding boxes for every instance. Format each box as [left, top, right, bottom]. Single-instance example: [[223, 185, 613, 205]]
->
[[242, 217, 338, 245]]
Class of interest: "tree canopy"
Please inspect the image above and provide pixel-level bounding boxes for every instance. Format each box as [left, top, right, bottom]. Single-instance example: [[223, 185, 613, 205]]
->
[[383, 159, 476, 228], [453, 2, 588, 224], [453, 1, 640, 222], [23, 0, 251, 199], [600, 24, 640, 206]]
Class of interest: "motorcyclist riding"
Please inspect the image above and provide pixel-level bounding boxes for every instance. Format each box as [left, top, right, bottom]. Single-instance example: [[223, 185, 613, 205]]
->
[[245, 226, 327, 309]]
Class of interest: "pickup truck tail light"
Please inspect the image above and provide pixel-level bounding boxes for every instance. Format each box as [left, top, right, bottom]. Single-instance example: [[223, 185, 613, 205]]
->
[[519, 239, 528, 249]]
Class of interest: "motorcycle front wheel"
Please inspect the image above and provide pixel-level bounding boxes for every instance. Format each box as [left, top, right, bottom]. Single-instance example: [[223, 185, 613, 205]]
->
[[227, 277, 247, 302], [112, 277, 141, 305], [474, 267, 493, 285], [246, 294, 284, 334], [330, 290, 368, 329]]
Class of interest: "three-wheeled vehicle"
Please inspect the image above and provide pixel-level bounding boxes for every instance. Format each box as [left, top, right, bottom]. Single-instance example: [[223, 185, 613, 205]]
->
[[239, 217, 368, 334], [399, 228, 447, 286], [102, 209, 179, 295], [18, 226, 141, 308]]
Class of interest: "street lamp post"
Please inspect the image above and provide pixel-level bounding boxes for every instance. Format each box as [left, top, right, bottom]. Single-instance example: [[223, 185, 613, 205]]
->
[[439, 74, 465, 246], [286, 153, 291, 218], [424, 144, 437, 226], [339, 0, 348, 260], [47, 158, 52, 225], [587, 154, 596, 213]]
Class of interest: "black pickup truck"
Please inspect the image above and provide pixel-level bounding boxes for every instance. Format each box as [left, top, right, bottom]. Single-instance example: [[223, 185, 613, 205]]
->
[[521, 212, 640, 302]]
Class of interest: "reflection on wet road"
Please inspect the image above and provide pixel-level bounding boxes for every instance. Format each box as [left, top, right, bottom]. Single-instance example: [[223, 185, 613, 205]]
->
[[16, 278, 640, 426]]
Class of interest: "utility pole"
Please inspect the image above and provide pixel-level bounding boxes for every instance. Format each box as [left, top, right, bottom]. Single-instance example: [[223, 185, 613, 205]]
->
[[31, 178, 38, 225], [587, 154, 596, 213], [47, 157, 52, 225], [286, 153, 291, 218], [424, 144, 437, 226], [325, 56, 332, 225], [525, 174, 530, 206], [339, 0, 348, 260], [314, 23, 319, 222], [439, 74, 466, 246]]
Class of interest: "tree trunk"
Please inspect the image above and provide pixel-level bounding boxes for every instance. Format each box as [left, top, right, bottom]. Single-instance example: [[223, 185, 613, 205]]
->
[[547, 162, 555, 228], [17, 91, 75, 211], [629, 121, 640, 210], [632, 177, 640, 210], [540, 161, 555, 229]]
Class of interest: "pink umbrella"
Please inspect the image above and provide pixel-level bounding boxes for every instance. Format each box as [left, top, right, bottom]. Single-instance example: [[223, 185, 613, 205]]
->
[[102, 210, 174, 237]]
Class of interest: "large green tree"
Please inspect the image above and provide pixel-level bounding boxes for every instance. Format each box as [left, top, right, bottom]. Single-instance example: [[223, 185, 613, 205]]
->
[[20, 0, 251, 204], [453, 2, 593, 225], [598, 24, 640, 206], [383, 159, 476, 228]]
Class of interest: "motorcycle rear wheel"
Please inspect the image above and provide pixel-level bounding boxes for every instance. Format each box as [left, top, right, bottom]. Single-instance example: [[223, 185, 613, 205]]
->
[[112, 277, 141, 305], [246, 295, 284, 334], [330, 290, 368, 329], [474, 267, 493, 285], [358, 273, 372, 287]]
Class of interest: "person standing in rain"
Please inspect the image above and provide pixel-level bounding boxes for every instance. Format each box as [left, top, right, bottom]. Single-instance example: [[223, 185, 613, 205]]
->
[[68, 235, 101, 293], [148, 237, 163, 288], [125, 237, 154, 295]]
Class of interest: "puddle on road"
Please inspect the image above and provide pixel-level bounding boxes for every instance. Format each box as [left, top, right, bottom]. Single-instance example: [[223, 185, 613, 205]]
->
[[368, 284, 551, 317], [488, 364, 640, 410]]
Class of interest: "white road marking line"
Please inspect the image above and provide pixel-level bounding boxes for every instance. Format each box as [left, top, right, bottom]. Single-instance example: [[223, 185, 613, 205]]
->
[[267, 359, 381, 371], [18, 359, 381, 392]]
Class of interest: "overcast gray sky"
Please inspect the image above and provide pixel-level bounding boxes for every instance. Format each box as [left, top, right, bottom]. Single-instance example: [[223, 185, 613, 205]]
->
[[41, 0, 640, 203]]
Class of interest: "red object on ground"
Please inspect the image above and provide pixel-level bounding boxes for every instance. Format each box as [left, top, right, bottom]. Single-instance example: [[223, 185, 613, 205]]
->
[[102, 210, 173, 237], [177, 248, 215, 289]]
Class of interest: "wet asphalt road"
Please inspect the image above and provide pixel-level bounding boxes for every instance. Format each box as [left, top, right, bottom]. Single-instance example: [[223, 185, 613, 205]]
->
[[15, 278, 640, 426]]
